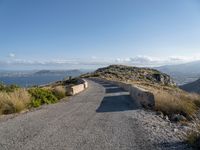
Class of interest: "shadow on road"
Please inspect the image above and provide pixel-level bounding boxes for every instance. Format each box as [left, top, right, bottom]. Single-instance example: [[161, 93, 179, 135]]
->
[[89, 78, 138, 113], [106, 87, 125, 93], [96, 95, 138, 113], [101, 84, 117, 88], [157, 141, 190, 149]]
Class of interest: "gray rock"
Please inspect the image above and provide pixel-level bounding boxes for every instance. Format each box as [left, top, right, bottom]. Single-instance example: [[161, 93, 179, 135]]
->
[[156, 111, 164, 118], [174, 128, 179, 132], [164, 115, 169, 121], [171, 114, 187, 122]]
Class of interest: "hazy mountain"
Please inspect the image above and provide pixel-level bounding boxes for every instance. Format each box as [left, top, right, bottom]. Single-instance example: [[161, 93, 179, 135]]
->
[[34, 69, 82, 77], [0, 70, 35, 77], [0, 69, 84, 87], [180, 78, 200, 94], [156, 60, 200, 85]]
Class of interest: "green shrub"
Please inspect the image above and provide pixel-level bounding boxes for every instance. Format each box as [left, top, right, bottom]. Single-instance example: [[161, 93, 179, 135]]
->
[[28, 88, 58, 107], [31, 99, 41, 108], [0, 83, 20, 92]]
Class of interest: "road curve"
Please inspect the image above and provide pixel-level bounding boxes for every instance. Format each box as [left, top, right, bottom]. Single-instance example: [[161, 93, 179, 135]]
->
[[0, 79, 158, 150]]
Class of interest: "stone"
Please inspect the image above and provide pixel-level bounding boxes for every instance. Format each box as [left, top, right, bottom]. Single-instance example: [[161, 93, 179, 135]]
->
[[163, 115, 169, 121], [156, 111, 164, 118], [171, 114, 187, 122], [173, 128, 178, 132]]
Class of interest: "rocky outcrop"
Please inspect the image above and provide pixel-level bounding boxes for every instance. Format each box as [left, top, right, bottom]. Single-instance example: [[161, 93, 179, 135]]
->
[[84, 65, 176, 87], [151, 73, 175, 86]]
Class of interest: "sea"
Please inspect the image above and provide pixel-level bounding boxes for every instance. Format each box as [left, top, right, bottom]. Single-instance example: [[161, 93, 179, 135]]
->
[[0, 75, 70, 87]]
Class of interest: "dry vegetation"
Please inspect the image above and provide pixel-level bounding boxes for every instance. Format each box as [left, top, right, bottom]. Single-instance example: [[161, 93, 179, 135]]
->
[[0, 78, 82, 116], [153, 89, 200, 118], [187, 125, 200, 149], [51, 86, 66, 99], [0, 82, 69, 115], [132, 81, 200, 119], [40, 85, 67, 99], [0, 89, 31, 115], [0, 77, 89, 120]]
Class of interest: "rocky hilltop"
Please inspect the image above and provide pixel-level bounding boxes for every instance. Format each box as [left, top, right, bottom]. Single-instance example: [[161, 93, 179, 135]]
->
[[84, 65, 176, 87]]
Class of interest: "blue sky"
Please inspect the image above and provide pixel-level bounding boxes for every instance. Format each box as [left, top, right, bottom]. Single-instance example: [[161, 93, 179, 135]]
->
[[0, 0, 200, 70]]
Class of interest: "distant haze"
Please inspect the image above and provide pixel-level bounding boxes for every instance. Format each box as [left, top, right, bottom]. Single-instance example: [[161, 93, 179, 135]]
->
[[156, 61, 200, 85]]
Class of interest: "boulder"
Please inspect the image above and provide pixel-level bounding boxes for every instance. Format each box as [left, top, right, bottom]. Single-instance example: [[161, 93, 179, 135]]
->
[[171, 114, 187, 122]]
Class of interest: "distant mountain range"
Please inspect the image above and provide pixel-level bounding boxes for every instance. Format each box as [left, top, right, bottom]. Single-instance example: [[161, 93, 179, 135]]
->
[[156, 60, 200, 85], [0, 69, 86, 78], [0, 69, 87, 87], [180, 78, 200, 94], [33, 69, 83, 77], [1, 60, 200, 88]]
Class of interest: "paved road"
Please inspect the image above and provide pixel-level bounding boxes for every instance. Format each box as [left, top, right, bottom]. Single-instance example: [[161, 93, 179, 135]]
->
[[0, 79, 157, 150]]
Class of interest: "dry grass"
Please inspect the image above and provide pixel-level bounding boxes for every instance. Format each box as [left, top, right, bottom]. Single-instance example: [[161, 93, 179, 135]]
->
[[52, 86, 66, 99], [187, 125, 200, 149], [154, 90, 199, 118], [129, 81, 200, 119], [0, 89, 31, 114], [40, 85, 67, 99]]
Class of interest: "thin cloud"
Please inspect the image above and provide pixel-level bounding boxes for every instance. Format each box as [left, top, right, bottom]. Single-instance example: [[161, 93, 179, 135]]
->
[[1, 55, 200, 69], [8, 53, 15, 58], [114, 55, 200, 67]]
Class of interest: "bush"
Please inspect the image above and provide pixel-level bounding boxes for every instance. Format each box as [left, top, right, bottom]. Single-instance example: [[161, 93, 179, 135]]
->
[[28, 88, 58, 107], [0, 89, 31, 114], [31, 99, 42, 108], [187, 127, 200, 149], [0, 83, 20, 92], [65, 78, 79, 85], [52, 86, 66, 99], [154, 90, 198, 119]]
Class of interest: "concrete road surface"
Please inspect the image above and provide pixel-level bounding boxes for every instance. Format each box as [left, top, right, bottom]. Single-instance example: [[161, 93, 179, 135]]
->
[[0, 79, 159, 150]]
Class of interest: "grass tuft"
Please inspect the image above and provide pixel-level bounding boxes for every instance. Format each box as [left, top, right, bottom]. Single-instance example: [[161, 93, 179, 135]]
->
[[52, 86, 66, 99], [0, 89, 31, 114], [154, 91, 198, 118], [187, 126, 200, 149]]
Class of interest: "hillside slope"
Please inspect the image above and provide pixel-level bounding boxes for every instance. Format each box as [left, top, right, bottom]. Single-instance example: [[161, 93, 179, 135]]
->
[[180, 78, 200, 94], [156, 60, 200, 85], [83, 65, 176, 87]]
